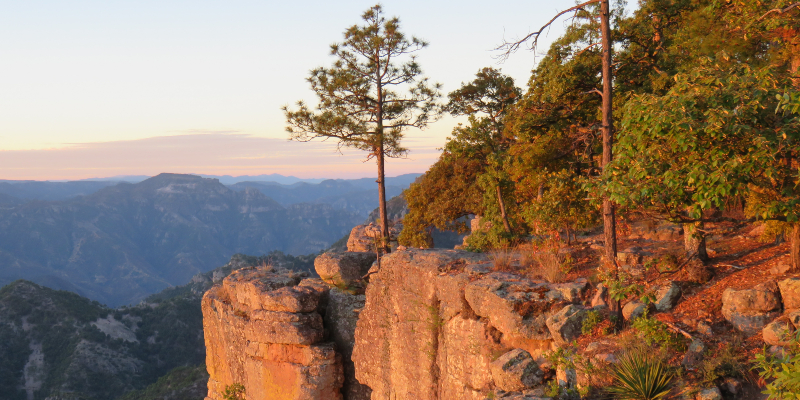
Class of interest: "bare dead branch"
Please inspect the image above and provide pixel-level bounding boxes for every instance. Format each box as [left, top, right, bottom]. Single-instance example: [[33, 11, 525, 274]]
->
[[495, 0, 601, 60], [582, 89, 603, 97], [759, 2, 800, 20]]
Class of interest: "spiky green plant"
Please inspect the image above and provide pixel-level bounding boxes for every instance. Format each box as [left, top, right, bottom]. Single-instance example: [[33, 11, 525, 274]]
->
[[607, 349, 673, 400]]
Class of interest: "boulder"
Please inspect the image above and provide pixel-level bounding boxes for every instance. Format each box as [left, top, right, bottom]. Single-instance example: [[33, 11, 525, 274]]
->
[[325, 288, 371, 400], [681, 339, 707, 370], [695, 387, 722, 400], [622, 301, 648, 321], [347, 223, 402, 252], [591, 283, 608, 308], [465, 274, 553, 342], [654, 281, 681, 312], [771, 263, 792, 275], [763, 319, 795, 347], [721, 282, 782, 335], [315, 252, 377, 288], [778, 278, 800, 310], [549, 279, 590, 303], [546, 305, 588, 346], [489, 349, 543, 392], [720, 378, 741, 396], [787, 309, 800, 328]]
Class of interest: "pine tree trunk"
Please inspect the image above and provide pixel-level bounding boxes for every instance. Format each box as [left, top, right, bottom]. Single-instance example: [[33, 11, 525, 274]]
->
[[496, 183, 512, 233], [791, 223, 800, 272], [600, 0, 620, 322], [683, 221, 709, 262], [376, 147, 390, 254]]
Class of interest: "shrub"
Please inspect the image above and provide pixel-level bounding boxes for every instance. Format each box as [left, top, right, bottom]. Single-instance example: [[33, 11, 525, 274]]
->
[[582, 310, 603, 335], [631, 312, 686, 351], [753, 330, 800, 399], [607, 348, 673, 400], [699, 340, 750, 386], [223, 383, 245, 400], [489, 248, 514, 271], [533, 251, 572, 283]]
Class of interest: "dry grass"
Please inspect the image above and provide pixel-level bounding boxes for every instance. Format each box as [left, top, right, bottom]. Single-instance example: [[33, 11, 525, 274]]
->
[[534, 251, 570, 283], [516, 243, 537, 269], [489, 248, 514, 272]]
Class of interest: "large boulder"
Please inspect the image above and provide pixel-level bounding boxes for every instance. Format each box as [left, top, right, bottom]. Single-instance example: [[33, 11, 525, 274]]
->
[[489, 349, 543, 392], [721, 282, 782, 335], [465, 274, 554, 343], [315, 252, 376, 288], [346, 223, 402, 252], [622, 301, 648, 321], [778, 278, 800, 310], [654, 281, 681, 312], [546, 305, 588, 346], [763, 319, 795, 347]]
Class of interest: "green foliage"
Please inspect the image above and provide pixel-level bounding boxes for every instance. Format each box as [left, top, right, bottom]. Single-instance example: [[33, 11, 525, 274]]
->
[[117, 365, 209, 400], [607, 347, 673, 400], [582, 310, 603, 335], [604, 55, 799, 223], [223, 383, 246, 400], [631, 312, 686, 351], [754, 330, 800, 399], [699, 341, 750, 386]]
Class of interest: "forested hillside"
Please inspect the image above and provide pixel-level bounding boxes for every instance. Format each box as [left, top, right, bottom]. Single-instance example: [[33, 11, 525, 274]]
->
[[401, 0, 800, 266]]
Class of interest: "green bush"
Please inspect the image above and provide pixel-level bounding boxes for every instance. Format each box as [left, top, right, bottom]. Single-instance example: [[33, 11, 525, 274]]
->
[[607, 348, 673, 400], [753, 330, 800, 399], [582, 310, 603, 335], [223, 383, 246, 400], [699, 340, 749, 386], [631, 312, 686, 351]]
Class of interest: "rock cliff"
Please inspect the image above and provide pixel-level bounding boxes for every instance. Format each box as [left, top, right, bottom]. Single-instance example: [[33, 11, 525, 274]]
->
[[203, 248, 592, 399], [202, 266, 343, 400]]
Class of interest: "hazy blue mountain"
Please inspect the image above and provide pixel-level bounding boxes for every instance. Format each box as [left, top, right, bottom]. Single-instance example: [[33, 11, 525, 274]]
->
[[0, 174, 361, 306], [0, 180, 122, 201], [229, 173, 421, 217]]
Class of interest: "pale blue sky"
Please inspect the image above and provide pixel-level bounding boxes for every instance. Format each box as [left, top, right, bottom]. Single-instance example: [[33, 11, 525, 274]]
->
[[0, 0, 586, 180]]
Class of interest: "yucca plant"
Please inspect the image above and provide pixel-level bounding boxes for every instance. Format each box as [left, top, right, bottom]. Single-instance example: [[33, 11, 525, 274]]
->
[[607, 348, 673, 400]]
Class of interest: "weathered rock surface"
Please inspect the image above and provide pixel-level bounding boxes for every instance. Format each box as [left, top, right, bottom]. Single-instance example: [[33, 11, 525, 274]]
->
[[681, 339, 707, 370], [546, 305, 588, 346], [590, 283, 608, 308], [654, 281, 681, 311], [489, 349, 543, 392], [203, 266, 343, 400], [315, 252, 377, 287], [622, 301, 648, 321], [325, 288, 371, 400], [763, 319, 795, 347], [695, 387, 723, 400], [352, 249, 573, 400], [778, 278, 800, 310], [346, 223, 402, 252], [721, 282, 782, 335]]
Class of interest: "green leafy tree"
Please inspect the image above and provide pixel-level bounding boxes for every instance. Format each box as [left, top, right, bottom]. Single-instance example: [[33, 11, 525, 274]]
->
[[603, 55, 799, 262], [284, 5, 441, 251], [400, 68, 519, 248]]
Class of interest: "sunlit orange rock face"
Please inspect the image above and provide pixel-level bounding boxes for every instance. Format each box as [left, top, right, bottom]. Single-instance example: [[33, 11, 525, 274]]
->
[[202, 266, 343, 400]]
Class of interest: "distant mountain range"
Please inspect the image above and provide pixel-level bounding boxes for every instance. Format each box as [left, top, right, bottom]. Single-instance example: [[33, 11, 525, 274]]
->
[[0, 174, 371, 306], [0, 173, 421, 219]]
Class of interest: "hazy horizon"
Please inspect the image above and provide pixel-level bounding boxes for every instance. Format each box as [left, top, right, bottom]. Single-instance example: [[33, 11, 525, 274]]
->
[[1, 0, 580, 180]]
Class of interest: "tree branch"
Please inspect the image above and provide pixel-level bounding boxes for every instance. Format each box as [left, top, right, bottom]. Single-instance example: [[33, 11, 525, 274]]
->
[[495, 0, 600, 60], [759, 2, 800, 20]]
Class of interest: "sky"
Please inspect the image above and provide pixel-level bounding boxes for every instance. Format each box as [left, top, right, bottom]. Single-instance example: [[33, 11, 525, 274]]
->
[[0, 0, 582, 180]]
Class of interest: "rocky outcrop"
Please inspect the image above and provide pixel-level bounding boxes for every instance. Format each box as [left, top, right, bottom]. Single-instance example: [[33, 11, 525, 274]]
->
[[346, 223, 402, 252], [654, 281, 681, 312], [202, 266, 343, 400], [315, 252, 376, 288], [721, 282, 782, 335], [352, 249, 586, 400]]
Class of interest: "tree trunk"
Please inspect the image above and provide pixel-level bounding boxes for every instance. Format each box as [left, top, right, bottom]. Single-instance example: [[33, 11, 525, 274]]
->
[[496, 183, 512, 233], [791, 223, 800, 272], [683, 221, 709, 262], [376, 147, 389, 254], [600, 0, 620, 322]]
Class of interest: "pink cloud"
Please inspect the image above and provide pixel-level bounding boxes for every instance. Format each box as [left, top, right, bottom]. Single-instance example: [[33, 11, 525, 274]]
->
[[0, 134, 441, 180]]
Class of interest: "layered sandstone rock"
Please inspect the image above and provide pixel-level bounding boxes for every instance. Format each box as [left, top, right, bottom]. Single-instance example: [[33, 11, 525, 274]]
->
[[202, 266, 343, 400], [352, 249, 587, 400]]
